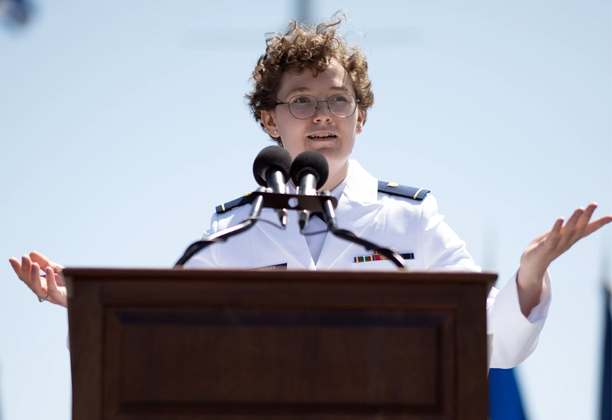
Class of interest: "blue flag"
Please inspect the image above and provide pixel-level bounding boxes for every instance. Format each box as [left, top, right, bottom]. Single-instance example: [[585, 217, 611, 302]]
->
[[602, 286, 611, 420], [489, 367, 528, 420]]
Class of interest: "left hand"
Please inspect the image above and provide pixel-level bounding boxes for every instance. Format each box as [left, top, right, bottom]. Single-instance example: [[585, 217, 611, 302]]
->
[[9, 252, 67, 307], [517, 203, 612, 316]]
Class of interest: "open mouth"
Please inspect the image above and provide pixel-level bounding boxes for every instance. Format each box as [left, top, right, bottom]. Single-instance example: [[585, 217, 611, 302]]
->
[[307, 134, 337, 139]]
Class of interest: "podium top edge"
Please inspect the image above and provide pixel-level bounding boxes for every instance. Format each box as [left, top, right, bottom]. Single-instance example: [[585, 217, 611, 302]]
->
[[62, 267, 497, 285]]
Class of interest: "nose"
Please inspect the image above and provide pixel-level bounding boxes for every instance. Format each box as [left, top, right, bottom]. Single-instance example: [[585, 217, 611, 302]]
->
[[313, 100, 333, 123]]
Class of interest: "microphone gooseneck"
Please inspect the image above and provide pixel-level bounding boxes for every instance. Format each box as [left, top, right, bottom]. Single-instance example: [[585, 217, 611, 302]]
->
[[175, 146, 292, 267]]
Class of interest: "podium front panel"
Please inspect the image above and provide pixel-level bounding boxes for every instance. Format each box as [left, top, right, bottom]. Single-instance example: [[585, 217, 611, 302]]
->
[[65, 268, 494, 420]]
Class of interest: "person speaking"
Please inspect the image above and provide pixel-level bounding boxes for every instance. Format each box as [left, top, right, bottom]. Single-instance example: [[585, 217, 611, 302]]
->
[[9, 15, 612, 369]]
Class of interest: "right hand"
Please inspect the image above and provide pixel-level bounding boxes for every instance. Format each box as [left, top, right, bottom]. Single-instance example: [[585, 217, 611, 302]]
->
[[9, 252, 67, 308]]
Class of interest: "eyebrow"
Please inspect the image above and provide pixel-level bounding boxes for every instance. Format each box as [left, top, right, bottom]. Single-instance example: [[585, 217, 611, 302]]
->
[[284, 86, 351, 97]]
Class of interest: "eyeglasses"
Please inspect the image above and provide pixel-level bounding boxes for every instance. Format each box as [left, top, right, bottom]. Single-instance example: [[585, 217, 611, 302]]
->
[[275, 93, 359, 120]]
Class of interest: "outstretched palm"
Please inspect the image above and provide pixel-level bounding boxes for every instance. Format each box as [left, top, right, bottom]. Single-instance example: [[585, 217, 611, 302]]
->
[[9, 252, 67, 308], [516, 203, 612, 316]]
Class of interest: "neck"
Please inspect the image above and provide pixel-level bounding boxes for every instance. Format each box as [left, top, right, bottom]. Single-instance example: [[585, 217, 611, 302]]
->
[[319, 160, 349, 192]]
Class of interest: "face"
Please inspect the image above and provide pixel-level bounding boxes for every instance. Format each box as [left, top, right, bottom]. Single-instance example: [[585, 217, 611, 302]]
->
[[261, 61, 365, 185]]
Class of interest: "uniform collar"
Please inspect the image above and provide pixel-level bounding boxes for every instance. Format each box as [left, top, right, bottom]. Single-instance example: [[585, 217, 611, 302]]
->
[[342, 160, 379, 204]]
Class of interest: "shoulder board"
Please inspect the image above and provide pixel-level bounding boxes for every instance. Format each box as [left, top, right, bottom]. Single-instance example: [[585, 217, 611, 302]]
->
[[215, 192, 252, 214], [378, 181, 430, 201]]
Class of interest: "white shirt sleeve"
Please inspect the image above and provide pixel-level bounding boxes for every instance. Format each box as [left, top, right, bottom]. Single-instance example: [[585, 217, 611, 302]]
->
[[419, 194, 552, 368]]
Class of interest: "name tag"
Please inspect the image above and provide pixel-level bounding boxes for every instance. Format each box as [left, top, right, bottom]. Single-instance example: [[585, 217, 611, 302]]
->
[[353, 253, 414, 263]]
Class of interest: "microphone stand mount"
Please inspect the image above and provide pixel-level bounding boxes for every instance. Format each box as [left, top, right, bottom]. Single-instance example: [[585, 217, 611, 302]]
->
[[175, 189, 406, 269], [174, 189, 338, 267]]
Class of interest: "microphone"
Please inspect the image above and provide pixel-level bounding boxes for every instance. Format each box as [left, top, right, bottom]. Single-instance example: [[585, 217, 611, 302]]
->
[[289, 151, 329, 231], [253, 146, 293, 227]]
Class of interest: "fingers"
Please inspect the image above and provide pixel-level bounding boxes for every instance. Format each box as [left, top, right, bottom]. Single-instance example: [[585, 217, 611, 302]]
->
[[539, 217, 563, 251], [561, 203, 612, 243], [9, 255, 35, 288], [8, 257, 23, 281], [30, 251, 63, 274], [29, 262, 47, 298], [549, 203, 612, 255], [528, 217, 562, 247], [567, 203, 595, 241], [550, 217, 564, 239], [31, 252, 66, 287], [8, 254, 68, 307], [557, 207, 584, 249], [45, 267, 58, 299], [20, 255, 33, 287], [9, 254, 49, 296], [582, 214, 612, 238], [53, 269, 66, 287], [10, 252, 65, 287]]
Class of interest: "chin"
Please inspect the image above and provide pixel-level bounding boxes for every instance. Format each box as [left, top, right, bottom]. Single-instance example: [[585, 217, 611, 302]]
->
[[308, 147, 336, 161]]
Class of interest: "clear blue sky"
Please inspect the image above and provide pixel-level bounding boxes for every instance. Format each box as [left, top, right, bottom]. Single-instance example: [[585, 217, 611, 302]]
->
[[1, 1, 610, 419]]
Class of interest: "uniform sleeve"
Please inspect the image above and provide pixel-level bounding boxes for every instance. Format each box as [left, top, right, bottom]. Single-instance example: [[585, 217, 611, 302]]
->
[[419, 194, 551, 368], [487, 269, 552, 368]]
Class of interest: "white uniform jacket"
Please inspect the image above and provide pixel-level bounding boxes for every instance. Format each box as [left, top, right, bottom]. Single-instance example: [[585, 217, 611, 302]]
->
[[186, 160, 551, 369]]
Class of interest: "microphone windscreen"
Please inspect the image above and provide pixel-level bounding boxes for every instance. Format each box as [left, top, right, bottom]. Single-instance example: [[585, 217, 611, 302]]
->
[[290, 151, 329, 189], [252, 146, 293, 187]]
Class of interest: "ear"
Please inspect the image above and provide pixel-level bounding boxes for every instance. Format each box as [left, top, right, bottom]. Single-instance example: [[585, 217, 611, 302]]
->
[[355, 109, 365, 134], [261, 110, 279, 138]]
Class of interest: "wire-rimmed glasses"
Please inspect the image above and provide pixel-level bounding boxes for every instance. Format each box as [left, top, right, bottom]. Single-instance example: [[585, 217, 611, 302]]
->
[[276, 93, 359, 119]]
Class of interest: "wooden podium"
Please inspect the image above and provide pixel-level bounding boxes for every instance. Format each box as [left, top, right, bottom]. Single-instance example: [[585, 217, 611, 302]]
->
[[64, 268, 495, 420]]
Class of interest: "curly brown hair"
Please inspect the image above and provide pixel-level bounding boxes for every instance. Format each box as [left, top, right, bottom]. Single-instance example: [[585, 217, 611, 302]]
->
[[246, 15, 374, 146]]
